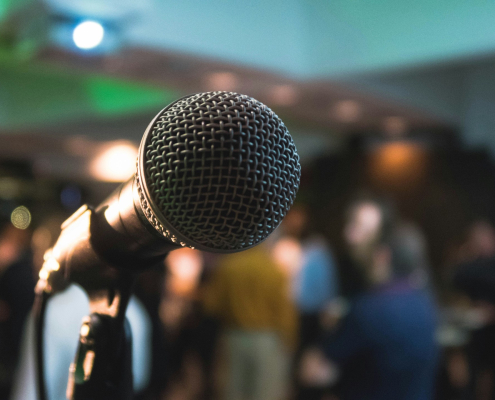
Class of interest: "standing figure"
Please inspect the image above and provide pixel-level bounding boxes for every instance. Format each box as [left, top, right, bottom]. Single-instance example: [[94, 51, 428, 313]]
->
[[203, 243, 297, 400], [301, 197, 439, 400], [277, 206, 339, 400]]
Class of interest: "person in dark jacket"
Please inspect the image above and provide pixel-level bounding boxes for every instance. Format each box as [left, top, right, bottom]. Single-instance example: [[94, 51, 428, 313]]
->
[[301, 198, 439, 400]]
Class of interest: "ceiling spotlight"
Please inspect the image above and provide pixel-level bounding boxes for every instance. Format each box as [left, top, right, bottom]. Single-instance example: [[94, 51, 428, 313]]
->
[[73, 20, 105, 50], [333, 100, 362, 123]]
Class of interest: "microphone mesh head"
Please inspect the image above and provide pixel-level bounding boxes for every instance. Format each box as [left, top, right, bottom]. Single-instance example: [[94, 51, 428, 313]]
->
[[140, 91, 300, 252]]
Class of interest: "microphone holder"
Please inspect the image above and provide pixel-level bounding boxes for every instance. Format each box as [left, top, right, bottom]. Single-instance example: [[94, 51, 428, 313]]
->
[[35, 204, 162, 400], [66, 275, 134, 400]]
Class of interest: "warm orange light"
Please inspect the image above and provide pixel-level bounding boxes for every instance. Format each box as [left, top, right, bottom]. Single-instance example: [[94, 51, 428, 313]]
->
[[90, 142, 138, 182], [369, 142, 427, 189], [376, 142, 421, 168]]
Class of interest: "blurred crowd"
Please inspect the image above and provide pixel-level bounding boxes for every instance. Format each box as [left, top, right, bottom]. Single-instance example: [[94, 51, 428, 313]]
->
[[3, 193, 495, 400]]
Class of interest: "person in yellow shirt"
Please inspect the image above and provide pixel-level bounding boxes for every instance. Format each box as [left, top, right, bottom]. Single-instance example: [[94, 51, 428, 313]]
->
[[203, 242, 297, 400]]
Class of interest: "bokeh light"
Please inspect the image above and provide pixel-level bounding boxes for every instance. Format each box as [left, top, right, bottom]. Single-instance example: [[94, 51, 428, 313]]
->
[[90, 142, 138, 182], [204, 72, 238, 91], [11, 206, 32, 230], [166, 248, 203, 296], [273, 236, 302, 276], [344, 202, 383, 247], [72, 21, 105, 50], [269, 84, 299, 107], [332, 100, 362, 123]]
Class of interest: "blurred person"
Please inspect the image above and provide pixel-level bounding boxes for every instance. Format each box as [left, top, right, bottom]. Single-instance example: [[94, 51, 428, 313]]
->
[[301, 197, 439, 400], [0, 214, 35, 399], [276, 206, 339, 400], [390, 222, 432, 288], [453, 220, 495, 400], [281, 206, 339, 345], [159, 248, 210, 400], [203, 242, 297, 400], [336, 197, 395, 297]]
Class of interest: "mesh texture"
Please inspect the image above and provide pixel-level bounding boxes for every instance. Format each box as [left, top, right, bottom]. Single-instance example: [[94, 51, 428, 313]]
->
[[142, 91, 300, 251]]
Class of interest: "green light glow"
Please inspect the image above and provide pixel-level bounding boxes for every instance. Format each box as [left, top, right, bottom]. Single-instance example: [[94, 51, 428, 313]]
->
[[85, 77, 177, 117], [0, 48, 178, 130]]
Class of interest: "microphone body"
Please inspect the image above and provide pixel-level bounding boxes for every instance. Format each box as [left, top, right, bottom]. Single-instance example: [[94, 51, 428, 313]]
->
[[46, 91, 300, 289], [49, 177, 181, 291]]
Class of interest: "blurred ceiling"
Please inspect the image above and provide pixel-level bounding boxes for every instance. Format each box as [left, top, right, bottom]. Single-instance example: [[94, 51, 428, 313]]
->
[[0, 0, 494, 161]]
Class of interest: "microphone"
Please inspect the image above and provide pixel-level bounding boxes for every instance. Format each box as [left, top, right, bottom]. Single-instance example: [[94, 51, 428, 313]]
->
[[45, 91, 301, 287], [35, 91, 300, 400]]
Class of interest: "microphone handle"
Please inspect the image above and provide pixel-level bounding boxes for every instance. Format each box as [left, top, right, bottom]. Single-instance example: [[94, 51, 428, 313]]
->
[[48, 176, 181, 291]]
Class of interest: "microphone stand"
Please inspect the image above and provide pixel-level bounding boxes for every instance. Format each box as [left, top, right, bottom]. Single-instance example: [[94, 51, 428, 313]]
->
[[66, 275, 135, 400], [36, 264, 135, 400], [35, 204, 162, 400]]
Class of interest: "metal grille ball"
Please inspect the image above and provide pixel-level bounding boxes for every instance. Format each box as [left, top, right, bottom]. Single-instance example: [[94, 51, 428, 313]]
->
[[142, 91, 301, 251]]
